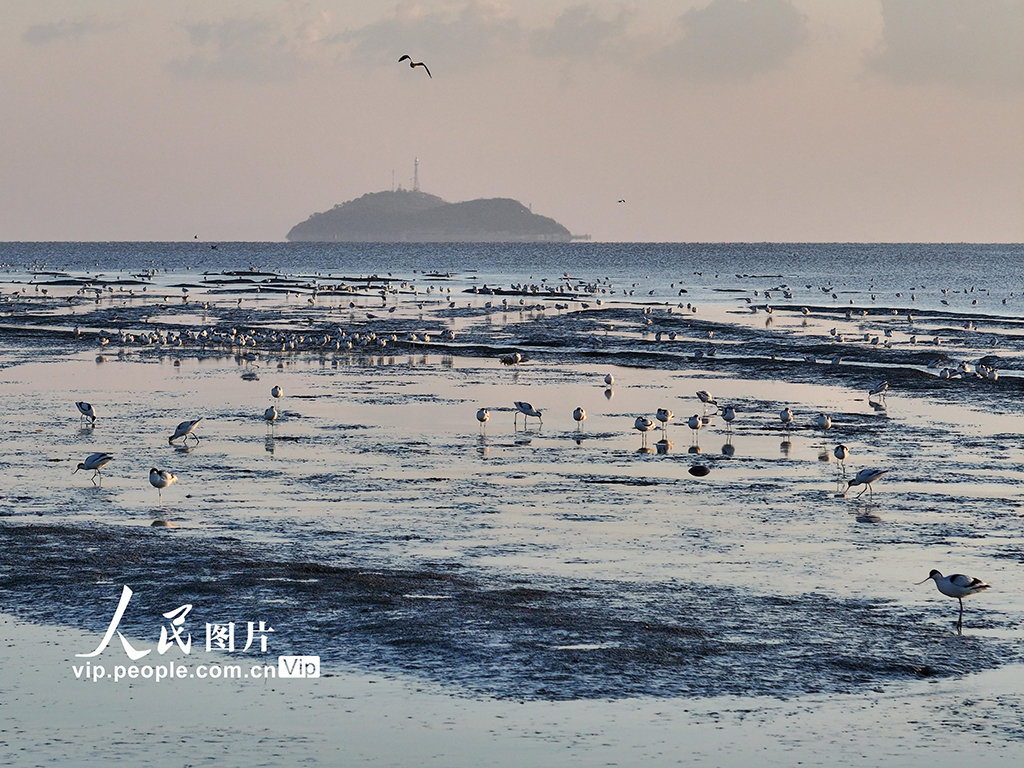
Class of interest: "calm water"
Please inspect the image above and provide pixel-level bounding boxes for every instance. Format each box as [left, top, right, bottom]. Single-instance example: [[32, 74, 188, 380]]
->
[[3, 241, 1023, 316], [2, 240, 1024, 709]]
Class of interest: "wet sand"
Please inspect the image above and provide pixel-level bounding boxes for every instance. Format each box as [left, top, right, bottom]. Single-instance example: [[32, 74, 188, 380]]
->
[[4, 614, 1024, 767], [2, 259, 1024, 763]]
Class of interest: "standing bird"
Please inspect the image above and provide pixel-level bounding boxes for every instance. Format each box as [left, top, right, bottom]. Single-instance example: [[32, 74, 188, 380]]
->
[[845, 467, 887, 498], [169, 418, 203, 445], [634, 416, 656, 446], [721, 406, 736, 432], [604, 373, 614, 386], [814, 413, 832, 431], [264, 406, 277, 428], [398, 55, 431, 78], [916, 570, 991, 633], [656, 408, 674, 431], [271, 385, 283, 400], [687, 414, 702, 443], [76, 401, 97, 424], [149, 467, 178, 499], [573, 407, 586, 430], [833, 444, 849, 474], [73, 452, 113, 485], [779, 407, 793, 431], [696, 390, 718, 414], [477, 408, 490, 429], [513, 401, 542, 427], [868, 380, 888, 402]]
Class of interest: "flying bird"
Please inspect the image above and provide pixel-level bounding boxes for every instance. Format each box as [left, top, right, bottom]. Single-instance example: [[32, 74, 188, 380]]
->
[[398, 55, 431, 78]]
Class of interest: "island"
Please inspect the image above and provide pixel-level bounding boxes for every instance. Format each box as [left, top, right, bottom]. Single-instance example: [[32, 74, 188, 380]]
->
[[286, 189, 577, 242]]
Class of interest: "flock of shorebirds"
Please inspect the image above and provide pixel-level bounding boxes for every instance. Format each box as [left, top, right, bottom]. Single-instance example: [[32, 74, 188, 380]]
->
[[471, 372, 992, 632], [54, 264, 999, 635]]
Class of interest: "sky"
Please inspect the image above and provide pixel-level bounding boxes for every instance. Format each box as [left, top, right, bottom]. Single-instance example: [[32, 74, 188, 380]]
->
[[1, 0, 1021, 242]]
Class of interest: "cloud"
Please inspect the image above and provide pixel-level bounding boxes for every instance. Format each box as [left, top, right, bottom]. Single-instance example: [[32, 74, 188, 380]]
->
[[336, 1, 522, 72], [530, 5, 637, 61], [22, 18, 114, 44], [867, 0, 1024, 93], [650, 0, 809, 81], [167, 11, 335, 81]]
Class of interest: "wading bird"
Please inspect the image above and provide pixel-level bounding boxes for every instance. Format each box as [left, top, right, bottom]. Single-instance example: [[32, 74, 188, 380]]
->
[[916, 569, 991, 633], [656, 408, 674, 431], [477, 408, 490, 429], [604, 373, 614, 386], [513, 401, 542, 427], [696, 390, 718, 413], [76, 401, 97, 424], [169, 418, 203, 445], [398, 55, 431, 78], [834, 444, 849, 474], [814, 413, 832, 431], [150, 467, 178, 499], [687, 414, 702, 442], [779, 407, 793, 431], [271, 385, 283, 399], [869, 380, 888, 402], [634, 416, 656, 446], [573, 407, 586, 430], [845, 467, 887, 498], [722, 406, 736, 431], [264, 406, 277, 427], [74, 452, 112, 484]]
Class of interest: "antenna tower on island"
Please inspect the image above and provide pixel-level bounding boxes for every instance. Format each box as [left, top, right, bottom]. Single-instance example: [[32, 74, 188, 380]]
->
[[413, 157, 420, 192]]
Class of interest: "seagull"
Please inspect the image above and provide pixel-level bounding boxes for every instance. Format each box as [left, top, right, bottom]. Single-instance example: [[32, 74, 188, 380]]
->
[[573, 407, 586, 430], [916, 570, 991, 633], [398, 55, 431, 78], [168, 418, 203, 445], [271, 385, 283, 399], [513, 401, 542, 427], [74, 452, 112, 485], [604, 373, 614, 386], [264, 406, 277, 426], [655, 408, 674, 430], [477, 408, 489, 428], [149, 467, 178, 499], [845, 467, 887, 498], [814, 413, 832, 431], [868, 380, 888, 401], [76, 401, 97, 424], [634, 416, 656, 446]]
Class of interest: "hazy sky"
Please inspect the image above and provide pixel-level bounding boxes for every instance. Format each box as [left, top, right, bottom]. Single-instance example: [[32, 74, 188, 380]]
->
[[2, 0, 1021, 242]]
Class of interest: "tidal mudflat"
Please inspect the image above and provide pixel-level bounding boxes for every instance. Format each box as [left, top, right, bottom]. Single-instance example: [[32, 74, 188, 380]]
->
[[2, 244, 1023, 764]]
